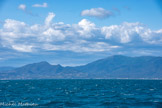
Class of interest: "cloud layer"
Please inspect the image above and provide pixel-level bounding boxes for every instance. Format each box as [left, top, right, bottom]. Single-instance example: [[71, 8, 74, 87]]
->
[[0, 12, 162, 56]]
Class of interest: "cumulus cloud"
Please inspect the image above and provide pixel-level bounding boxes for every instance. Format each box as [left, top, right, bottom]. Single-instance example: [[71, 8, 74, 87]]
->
[[81, 8, 112, 19], [18, 4, 26, 10], [3, 19, 27, 32], [42, 28, 65, 41], [0, 12, 162, 55], [45, 12, 55, 26], [77, 19, 96, 38], [101, 22, 162, 44], [32, 3, 48, 8]]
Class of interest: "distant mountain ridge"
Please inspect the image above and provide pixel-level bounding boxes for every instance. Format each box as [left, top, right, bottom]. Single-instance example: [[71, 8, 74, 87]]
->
[[0, 55, 162, 79]]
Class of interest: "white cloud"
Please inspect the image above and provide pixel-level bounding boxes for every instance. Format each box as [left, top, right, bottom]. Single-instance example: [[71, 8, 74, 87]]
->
[[45, 12, 55, 26], [42, 28, 65, 41], [18, 4, 26, 10], [81, 8, 112, 18], [77, 19, 96, 38], [32, 3, 48, 8], [42, 41, 119, 53], [3, 19, 27, 33], [0, 12, 162, 54], [101, 22, 162, 44], [12, 44, 33, 52]]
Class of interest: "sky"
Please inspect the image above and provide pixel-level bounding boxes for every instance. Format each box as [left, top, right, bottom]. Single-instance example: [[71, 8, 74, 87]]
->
[[0, 0, 162, 67]]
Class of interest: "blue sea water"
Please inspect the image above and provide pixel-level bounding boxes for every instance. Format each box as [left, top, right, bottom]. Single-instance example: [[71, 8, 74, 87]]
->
[[0, 79, 162, 107]]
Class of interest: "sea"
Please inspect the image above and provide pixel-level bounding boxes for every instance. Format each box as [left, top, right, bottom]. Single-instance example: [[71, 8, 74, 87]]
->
[[0, 79, 162, 108]]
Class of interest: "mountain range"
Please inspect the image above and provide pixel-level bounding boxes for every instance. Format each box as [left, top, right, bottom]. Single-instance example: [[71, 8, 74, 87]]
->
[[0, 55, 162, 79]]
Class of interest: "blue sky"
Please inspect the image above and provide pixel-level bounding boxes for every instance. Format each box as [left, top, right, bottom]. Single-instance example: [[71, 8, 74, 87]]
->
[[0, 0, 162, 67]]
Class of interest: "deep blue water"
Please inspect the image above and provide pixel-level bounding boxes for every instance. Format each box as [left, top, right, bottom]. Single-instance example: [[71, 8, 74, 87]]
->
[[0, 79, 162, 107]]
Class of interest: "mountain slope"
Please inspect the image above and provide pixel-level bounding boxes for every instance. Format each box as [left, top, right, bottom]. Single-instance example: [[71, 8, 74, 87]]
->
[[0, 55, 162, 79], [75, 55, 162, 78]]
